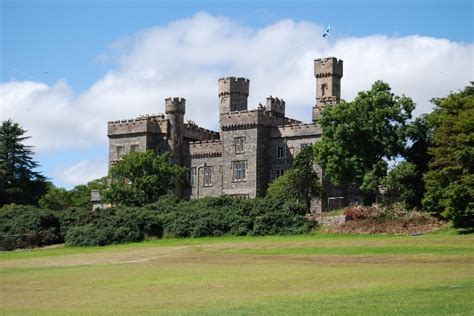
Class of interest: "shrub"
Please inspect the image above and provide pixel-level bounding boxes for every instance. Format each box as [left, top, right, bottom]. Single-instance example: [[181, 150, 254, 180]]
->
[[64, 207, 163, 246], [0, 204, 62, 250]]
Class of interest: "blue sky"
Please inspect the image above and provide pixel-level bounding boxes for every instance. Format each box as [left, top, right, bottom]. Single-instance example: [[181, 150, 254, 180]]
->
[[1, 0, 473, 188]]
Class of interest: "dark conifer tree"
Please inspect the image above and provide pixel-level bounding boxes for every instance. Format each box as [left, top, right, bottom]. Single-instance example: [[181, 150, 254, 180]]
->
[[0, 120, 48, 205]]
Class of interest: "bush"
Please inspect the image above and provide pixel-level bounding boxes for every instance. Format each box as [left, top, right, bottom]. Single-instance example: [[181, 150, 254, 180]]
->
[[158, 196, 312, 238], [64, 207, 163, 246], [0, 204, 62, 250]]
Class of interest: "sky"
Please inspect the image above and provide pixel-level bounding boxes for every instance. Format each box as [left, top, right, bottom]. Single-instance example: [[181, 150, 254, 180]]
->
[[1, 0, 473, 189]]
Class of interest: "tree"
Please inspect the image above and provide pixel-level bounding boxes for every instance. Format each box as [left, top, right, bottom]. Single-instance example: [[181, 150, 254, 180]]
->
[[383, 115, 434, 209], [103, 151, 186, 206], [314, 81, 414, 204], [423, 83, 474, 227], [267, 147, 321, 211], [39, 177, 108, 210], [0, 120, 47, 206]]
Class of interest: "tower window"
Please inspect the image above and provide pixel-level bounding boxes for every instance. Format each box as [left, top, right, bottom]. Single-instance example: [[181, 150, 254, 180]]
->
[[234, 137, 245, 153], [191, 167, 197, 187], [276, 169, 285, 178], [321, 83, 327, 97], [232, 161, 247, 181], [277, 146, 285, 159], [116, 146, 124, 159], [203, 166, 213, 186]]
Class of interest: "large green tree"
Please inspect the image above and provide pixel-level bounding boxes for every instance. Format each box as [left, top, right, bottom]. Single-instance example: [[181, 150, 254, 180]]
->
[[267, 147, 321, 211], [103, 151, 186, 206], [383, 115, 434, 209], [423, 83, 474, 227], [0, 120, 47, 206], [314, 81, 414, 204]]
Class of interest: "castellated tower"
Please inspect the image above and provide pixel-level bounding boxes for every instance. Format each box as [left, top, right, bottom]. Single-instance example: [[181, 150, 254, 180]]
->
[[312, 57, 343, 122], [218, 77, 250, 114], [165, 97, 185, 165]]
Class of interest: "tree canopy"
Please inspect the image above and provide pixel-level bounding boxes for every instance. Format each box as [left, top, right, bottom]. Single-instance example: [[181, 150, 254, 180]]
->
[[314, 81, 414, 204], [422, 83, 474, 227], [0, 120, 48, 206], [103, 151, 186, 206], [267, 147, 321, 211]]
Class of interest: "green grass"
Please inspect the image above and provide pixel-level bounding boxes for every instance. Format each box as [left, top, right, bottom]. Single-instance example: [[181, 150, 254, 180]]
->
[[1, 232, 473, 315]]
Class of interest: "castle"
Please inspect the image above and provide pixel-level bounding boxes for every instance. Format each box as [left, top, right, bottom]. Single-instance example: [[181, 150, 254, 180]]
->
[[107, 57, 343, 213]]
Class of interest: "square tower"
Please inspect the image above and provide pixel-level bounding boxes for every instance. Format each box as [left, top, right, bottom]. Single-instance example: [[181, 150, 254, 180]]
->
[[218, 77, 250, 114], [312, 57, 343, 122]]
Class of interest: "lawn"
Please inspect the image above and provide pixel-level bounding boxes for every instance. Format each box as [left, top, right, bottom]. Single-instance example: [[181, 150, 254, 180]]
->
[[1, 231, 473, 315]]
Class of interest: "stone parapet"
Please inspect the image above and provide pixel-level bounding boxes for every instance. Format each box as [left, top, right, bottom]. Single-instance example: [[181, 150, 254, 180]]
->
[[314, 57, 343, 78], [189, 140, 223, 158], [220, 109, 301, 131], [184, 122, 220, 141], [107, 115, 168, 136], [271, 123, 321, 138]]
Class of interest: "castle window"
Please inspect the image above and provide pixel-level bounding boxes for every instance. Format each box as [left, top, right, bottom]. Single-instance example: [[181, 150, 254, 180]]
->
[[191, 167, 197, 187], [116, 146, 124, 159], [232, 161, 247, 182], [321, 83, 327, 97], [276, 168, 285, 178], [277, 146, 285, 159], [203, 166, 213, 186], [130, 144, 139, 153], [234, 137, 245, 154]]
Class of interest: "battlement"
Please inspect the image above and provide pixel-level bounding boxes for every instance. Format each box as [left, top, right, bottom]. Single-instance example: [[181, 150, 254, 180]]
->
[[314, 57, 343, 78], [265, 96, 285, 116], [218, 77, 250, 96], [272, 122, 322, 138], [184, 121, 220, 141], [189, 139, 223, 158], [165, 97, 186, 114], [107, 114, 168, 136]]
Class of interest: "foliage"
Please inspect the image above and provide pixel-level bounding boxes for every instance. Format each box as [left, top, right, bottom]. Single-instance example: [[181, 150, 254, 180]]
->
[[385, 115, 434, 209], [382, 161, 419, 209], [39, 177, 108, 210], [423, 83, 474, 227], [267, 147, 321, 210], [0, 204, 62, 250], [103, 151, 187, 206], [314, 81, 414, 204], [39, 186, 72, 210], [64, 207, 163, 246], [0, 119, 48, 206], [161, 196, 312, 238]]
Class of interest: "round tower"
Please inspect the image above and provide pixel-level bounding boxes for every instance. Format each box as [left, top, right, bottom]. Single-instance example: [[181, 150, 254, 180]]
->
[[165, 97, 185, 165], [218, 77, 250, 114]]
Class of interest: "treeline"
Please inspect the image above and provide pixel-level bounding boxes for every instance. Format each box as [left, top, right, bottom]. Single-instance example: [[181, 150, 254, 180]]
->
[[0, 196, 311, 250]]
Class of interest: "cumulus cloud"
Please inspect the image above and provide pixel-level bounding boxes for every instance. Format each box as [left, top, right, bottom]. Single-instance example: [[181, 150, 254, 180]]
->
[[1, 12, 472, 185], [54, 159, 108, 186]]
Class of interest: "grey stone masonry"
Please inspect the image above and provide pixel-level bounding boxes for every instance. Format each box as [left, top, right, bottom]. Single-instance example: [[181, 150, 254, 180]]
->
[[107, 56, 344, 212], [313, 57, 343, 122]]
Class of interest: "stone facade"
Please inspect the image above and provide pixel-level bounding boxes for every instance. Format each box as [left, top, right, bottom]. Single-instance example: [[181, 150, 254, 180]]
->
[[107, 57, 343, 213]]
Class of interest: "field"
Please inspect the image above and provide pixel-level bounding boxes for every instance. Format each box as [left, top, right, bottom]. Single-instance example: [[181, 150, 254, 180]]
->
[[1, 230, 473, 315]]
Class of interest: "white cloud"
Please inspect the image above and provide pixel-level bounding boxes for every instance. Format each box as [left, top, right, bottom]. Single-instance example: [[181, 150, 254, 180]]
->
[[55, 159, 108, 186], [1, 11, 473, 157]]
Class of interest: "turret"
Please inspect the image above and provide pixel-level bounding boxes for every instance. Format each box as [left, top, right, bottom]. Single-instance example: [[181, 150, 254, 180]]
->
[[165, 97, 185, 165], [266, 96, 285, 117], [218, 77, 250, 114], [312, 57, 343, 122]]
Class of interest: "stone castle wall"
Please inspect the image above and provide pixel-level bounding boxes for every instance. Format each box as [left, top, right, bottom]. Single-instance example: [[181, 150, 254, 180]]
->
[[107, 56, 344, 212]]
